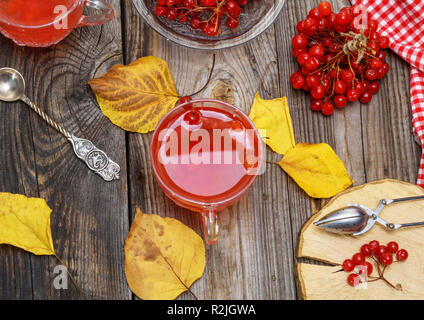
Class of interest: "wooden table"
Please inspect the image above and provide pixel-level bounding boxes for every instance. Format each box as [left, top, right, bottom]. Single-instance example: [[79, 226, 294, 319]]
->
[[0, 0, 420, 300]]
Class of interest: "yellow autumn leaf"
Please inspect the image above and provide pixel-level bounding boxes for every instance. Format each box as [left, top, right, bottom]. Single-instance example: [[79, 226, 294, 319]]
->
[[0, 193, 55, 256], [279, 143, 353, 198], [125, 208, 205, 300], [89, 56, 179, 133], [249, 92, 296, 155]]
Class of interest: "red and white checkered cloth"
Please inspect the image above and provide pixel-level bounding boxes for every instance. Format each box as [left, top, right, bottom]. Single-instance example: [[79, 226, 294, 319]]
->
[[351, 0, 424, 187]]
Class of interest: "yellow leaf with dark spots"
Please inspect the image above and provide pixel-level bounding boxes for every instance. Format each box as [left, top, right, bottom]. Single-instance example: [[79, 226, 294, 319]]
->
[[124, 208, 205, 300], [279, 143, 353, 198], [0, 193, 55, 256], [249, 93, 296, 155], [89, 56, 179, 133]]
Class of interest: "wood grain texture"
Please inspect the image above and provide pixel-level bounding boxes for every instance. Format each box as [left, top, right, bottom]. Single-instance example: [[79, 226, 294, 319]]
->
[[0, 0, 130, 299], [0, 0, 420, 300]]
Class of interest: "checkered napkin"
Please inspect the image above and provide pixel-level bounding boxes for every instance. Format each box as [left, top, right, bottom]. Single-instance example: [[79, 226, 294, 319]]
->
[[351, 0, 424, 187]]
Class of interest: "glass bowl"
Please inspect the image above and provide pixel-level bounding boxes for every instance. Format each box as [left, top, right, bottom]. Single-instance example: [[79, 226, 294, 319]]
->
[[131, 0, 286, 50]]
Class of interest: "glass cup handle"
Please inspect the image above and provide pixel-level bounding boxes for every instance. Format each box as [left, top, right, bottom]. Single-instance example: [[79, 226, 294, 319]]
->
[[78, 0, 114, 27], [202, 210, 219, 245]]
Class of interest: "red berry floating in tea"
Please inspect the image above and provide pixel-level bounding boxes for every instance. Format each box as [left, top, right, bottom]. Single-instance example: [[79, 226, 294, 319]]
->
[[290, 2, 390, 116], [154, 0, 250, 36]]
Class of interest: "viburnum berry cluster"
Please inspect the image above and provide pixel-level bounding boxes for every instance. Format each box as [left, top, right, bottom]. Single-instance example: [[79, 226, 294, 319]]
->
[[154, 0, 248, 36], [342, 240, 408, 290], [290, 1, 390, 116]]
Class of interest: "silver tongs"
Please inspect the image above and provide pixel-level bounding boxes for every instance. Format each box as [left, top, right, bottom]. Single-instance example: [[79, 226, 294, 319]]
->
[[314, 196, 424, 236]]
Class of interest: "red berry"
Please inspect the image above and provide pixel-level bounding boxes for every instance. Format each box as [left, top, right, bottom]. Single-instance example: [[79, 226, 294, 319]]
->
[[189, 17, 201, 29], [311, 99, 323, 111], [358, 261, 373, 276], [334, 80, 347, 94], [396, 249, 408, 261], [155, 5, 168, 16], [376, 51, 386, 61], [342, 259, 355, 272], [347, 273, 360, 287], [360, 244, 372, 257], [376, 245, 388, 258], [290, 72, 305, 90], [183, 110, 201, 125], [334, 95, 347, 108], [365, 69, 378, 81], [305, 56, 320, 71], [204, 24, 218, 36], [226, 0, 238, 13], [321, 101, 334, 115], [199, 0, 216, 6], [379, 36, 390, 49], [308, 8, 323, 21], [368, 81, 380, 94], [296, 20, 304, 33], [387, 241, 399, 254], [381, 62, 390, 75], [292, 34, 308, 49], [318, 1, 332, 16], [354, 82, 365, 95], [166, 8, 178, 20], [306, 75, 320, 88], [369, 240, 380, 253], [380, 252, 393, 266], [336, 11, 351, 25], [352, 252, 365, 265], [297, 53, 310, 66], [346, 89, 359, 102], [341, 69, 354, 84], [228, 4, 241, 18], [179, 96, 192, 104], [370, 59, 383, 70], [226, 17, 239, 29], [238, 0, 248, 5], [359, 91, 372, 104], [303, 17, 318, 35], [309, 45, 325, 59], [183, 0, 196, 8], [311, 84, 326, 99]]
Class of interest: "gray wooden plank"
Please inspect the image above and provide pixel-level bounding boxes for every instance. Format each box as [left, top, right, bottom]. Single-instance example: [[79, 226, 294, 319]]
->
[[0, 0, 130, 299]]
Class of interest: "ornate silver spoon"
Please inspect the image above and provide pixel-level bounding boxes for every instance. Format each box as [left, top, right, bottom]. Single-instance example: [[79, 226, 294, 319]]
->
[[0, 67, 120, 181], [314, 196, 424, 236]]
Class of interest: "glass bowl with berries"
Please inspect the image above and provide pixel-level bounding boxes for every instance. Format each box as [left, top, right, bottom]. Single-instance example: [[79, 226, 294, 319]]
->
[[131, 0, 286, 50]]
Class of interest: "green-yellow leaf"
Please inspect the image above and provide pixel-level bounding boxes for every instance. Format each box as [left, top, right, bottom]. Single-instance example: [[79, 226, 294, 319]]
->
[[249, 92, 295, 155], [125, 208, 205, 300], [0, 193, 55, 256], [279, 143, 353, 198]]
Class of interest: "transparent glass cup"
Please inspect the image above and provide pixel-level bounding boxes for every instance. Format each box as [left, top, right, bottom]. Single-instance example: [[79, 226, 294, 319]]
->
[[0, 0, 114, 47], [150, 99, 264, 244], [131, 0, 286, 50]]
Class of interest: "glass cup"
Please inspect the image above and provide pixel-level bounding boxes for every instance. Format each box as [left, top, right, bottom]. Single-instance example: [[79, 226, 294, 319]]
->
[[150, 99, 264, 244], [0, 0, 114, 47]]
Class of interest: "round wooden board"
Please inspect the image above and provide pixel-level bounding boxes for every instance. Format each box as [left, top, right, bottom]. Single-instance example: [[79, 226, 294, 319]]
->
[[296, 179, 424, 300]]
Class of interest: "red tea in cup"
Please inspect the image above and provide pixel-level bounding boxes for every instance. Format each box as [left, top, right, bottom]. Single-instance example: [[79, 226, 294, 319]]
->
[[0, 0, 114, 47], [150, 99, 263, 244]]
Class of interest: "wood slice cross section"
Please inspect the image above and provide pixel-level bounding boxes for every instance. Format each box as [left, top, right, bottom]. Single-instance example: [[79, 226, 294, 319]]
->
[[297, 179, 424, 300]]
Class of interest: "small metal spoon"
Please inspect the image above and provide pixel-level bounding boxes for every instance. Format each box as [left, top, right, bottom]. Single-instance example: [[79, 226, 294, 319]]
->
[[314, 196, 424, 236], [0, 67, 120, 181]]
